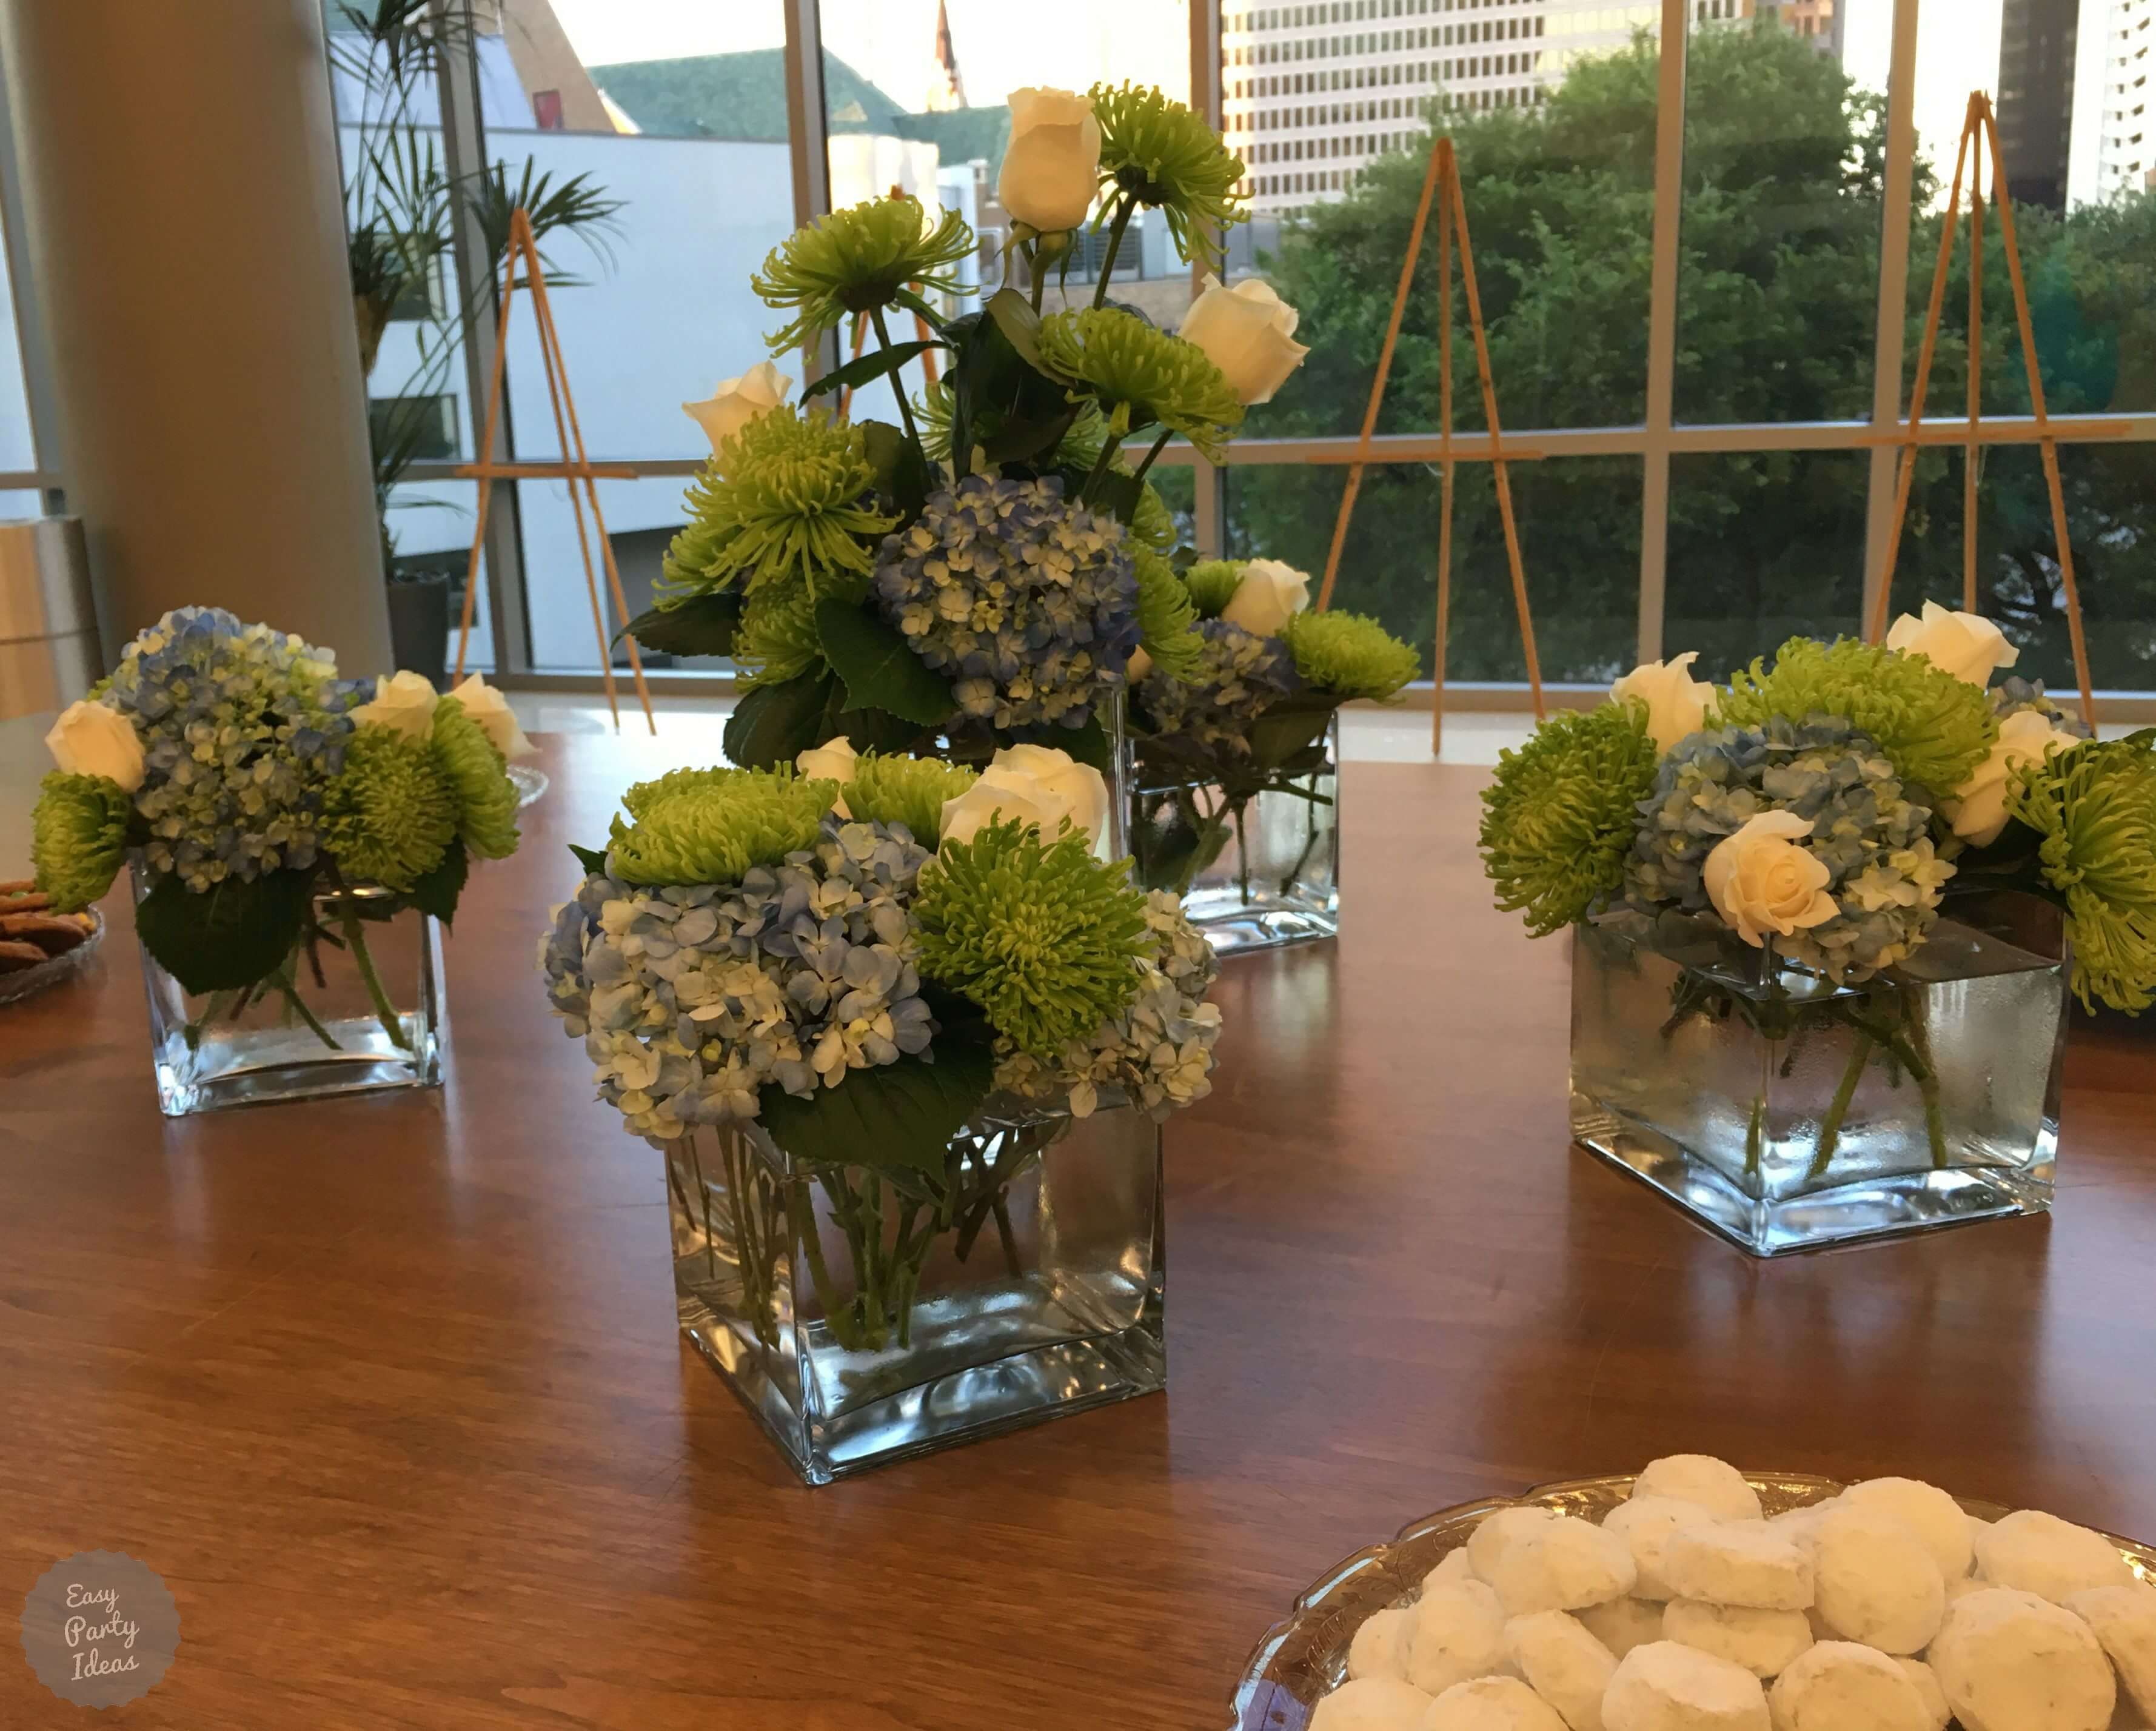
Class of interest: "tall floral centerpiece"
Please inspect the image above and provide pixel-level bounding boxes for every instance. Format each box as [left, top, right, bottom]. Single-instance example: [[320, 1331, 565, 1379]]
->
[[1479, 606, 2154, 1255], [1127, 555, 1419, 949], [541, 744, 1222, 1482], [626, 82, 1305, 822], [32, 608, 527, 1116]]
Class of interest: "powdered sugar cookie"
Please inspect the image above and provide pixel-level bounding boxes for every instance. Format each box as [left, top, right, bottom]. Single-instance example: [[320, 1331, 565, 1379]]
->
[[1812, 1506, 1947, 1654], [1471, 1509, 1566, 1584], [1486, 1519, 1638, 1618], [1427, 1676, 1572, 1730], [1662, 1601, 1813, 1679], [1601, 1640, 1770, 1731], [2066, 1582, 2156, 1722], [1428, 1549, 1478, 1591], [1579, 1598, 1669, 1661], [1351, 1605, 1418, 1683], [1311, 1676, 1438, 1731], [1411, 1579, 1512, 1698], [1606, 1499, 1722, 1601], [1840, 1479, 1975, 1581], [1507, 1610, 1617, 1731], [1976, 1511, 2136, 1604], [1663, 1525, 1815, 1612], [1929, 1587, 2116, 1731], [1766, 1641, 1929, 1731], [1892, 1658, 1950, 1731], [1633, 1458, 1766, 1525]]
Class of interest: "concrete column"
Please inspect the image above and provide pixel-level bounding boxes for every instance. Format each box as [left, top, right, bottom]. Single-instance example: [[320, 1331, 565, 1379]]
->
[[0, 0, 392, 674]]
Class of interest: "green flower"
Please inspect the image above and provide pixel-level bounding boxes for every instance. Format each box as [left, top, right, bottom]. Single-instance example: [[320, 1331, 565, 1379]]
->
[[1133, 546, 1205, 685], [1480, 701, 1662, 937], [658, 406, 896, 603], [1091, 82, 1248, 270], [30, 772, 132, 913], [1036, 307, 1244, 460], [914, 818, 1153, 1060], [1181, 558, 1246, 620], [1717, 636, 1997, 797], [621, 765, 747, 820], [430, 698, 521, 860], [324, 727, 459, 891], [1283, 609, 1421, 701], [845, 754, 979, 842], [732, 581, 832, 689], [751, 194, 974, 353], [609, 768, 837, 886], [2006, 737, 2156, 1013]]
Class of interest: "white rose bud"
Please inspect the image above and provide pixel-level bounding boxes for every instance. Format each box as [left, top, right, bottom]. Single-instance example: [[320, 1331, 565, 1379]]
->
[[1180, 272, 1311, 406], [350, 670, 440, 740], [1886, 600, 2020, 688], [997, 87, 1103, 234], [448, 673, 534, 761], [1704, 809, 1841, 949], [796, 735, 859, 818], [682, 360, 792, 464], [44, 698, 146, 791], [940, 743, 1110, 849], [1612, 651, 1716, 753], [1946, 709, 2083, 847], [1220, 557, 1312, 639]]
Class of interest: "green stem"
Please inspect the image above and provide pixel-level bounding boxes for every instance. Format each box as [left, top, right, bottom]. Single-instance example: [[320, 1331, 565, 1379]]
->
[[340, 900, 412, 1052], [1028, 240, 1047, 312], [1128, 426, 1176, 489], [1279, 771, 1325, 897], [1233, 797, 1254, 906], [1091, 196, 1137, 308], [1744, 1091, 1766, 1180], [1903, 1000, 1949, 1168], [868, 305, 923, 452], [1078, 427, 1123, 510], [793, 1179, 868, 1353], [989, 1192, 1022, 1280], [1808, 1030, 1875, 1180], [273, 954, 343, 1053]]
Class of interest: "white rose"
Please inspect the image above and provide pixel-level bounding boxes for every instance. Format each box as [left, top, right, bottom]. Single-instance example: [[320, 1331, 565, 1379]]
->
[[796, 735, 859, 817], [1703, 809, 1841, 949], [44, 698, 145, 791], [1180, 273, 1311, 406], [350, 670, 440, 740], [997, 87, 1102, 233], [1946, 709, 2083, 847], [682, 360, 792, 463], [1220, 557, 1312, 638], [448, 674, 534, 760], [1886, 600, 2020, 688], [1612, 651, 1715, 752], [939, 743, 1110, 849]]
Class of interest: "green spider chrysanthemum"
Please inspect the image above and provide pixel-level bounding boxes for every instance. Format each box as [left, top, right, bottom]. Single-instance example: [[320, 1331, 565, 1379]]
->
[[1480, 701, 1662, 937], [430, 698, 521, 861], [1180, 558, 1246, 620], [913, 817, 1152, 1060], [609, 768, 837, 886], [324, 727, 459, 891], [1036, 307, 1244, 461], [621, 765, 749, 820], [751, 194, 974, 353], [843, 754, 979, 843], [732, 581, 832, 689], [1133, 546, 1205, 685], [30, 772, 132, 913], [1283, 609, 1421, 701], [657, 406, 896, 603], [1716, 636, 1997, 799], [1090, 82, 1248, 270], [2005, 736, 2156, 1013]]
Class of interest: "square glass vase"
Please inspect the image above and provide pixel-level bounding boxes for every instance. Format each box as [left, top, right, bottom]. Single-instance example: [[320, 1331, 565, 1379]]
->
[[1568, 900, 2069, 1256], [135, 862, 444, 1117], [664, 1091, 1166, 1485], [1129, 714, 1340, 954]]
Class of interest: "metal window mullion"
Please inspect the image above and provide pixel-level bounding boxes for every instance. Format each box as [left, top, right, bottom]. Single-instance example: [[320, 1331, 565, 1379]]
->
[[1193, 0, 1228, 557], [1861, 0, 1923, 631], [1637, 0, 1690, 665], [783, 0, 839, 389], [0, 50, 67, 512], [433, 0, 531, 675]]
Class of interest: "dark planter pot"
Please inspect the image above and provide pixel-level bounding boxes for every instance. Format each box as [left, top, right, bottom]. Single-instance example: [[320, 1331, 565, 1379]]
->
[[385, 576, 451, 690]]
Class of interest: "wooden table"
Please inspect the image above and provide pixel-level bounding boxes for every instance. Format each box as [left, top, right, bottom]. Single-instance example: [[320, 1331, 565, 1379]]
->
[[5, 735, 2154, 1730]]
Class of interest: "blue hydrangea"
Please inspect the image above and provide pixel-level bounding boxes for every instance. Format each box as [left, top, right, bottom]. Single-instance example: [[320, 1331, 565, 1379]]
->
[[100, 606, 364, 891], [1990, 675, 2095, 740], [540, 815, 938, 1143], [1625, 717, 1953, 981], [871, 474, 1140, 732], [1136, 618, 1301, 752]]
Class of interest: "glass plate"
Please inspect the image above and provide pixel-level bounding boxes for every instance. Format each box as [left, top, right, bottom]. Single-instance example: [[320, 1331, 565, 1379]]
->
[[0, 909, 103, 1008], [1227, 1470, 2156, 1730], [508, 763, 549, 809]]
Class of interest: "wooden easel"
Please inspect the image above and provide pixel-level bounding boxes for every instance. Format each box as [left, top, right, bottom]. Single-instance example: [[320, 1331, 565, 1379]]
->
[[1314, 133, 1545, 755], [452, 206, 655, 734], [1866, 92, 2128, 722]]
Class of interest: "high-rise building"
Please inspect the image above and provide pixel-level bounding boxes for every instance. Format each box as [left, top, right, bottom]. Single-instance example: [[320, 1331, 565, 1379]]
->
[[1999, 0, 2081, 208], [1757, 0, 1843, 57], [2066, 0, 2153, 202]]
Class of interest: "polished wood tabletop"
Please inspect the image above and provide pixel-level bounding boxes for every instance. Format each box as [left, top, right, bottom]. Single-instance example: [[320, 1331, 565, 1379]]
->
[[5, 732, 2154, 1730]]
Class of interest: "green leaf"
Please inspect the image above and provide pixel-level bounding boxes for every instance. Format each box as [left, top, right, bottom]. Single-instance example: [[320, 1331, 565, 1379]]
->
[[800, 340, 947, 401], [1248, 692, 1341, 771], [889, 286, 953, 335], [624, 591, 740, 658], [828, 703, 929, 755], [723, 669, 838, 769], [755, 1036, 998, 1177], [135, 868, 315, 997], [979, 405, 1079, 467], [815, 598, 954, 727], [1090, 468, 1144, 526], [1054, 711, 1114, 773], [568, 842, 609, 876], [407, 837, 468, 927], [984, 286, 1055, 376]]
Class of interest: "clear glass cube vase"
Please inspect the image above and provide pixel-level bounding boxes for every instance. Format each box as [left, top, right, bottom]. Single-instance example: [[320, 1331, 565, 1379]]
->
[[135, 862, 444, 1117], [1568, 899, 2069, 1256], [1128, 715, 1340, 954], [664, 1091, 1166, 1485]]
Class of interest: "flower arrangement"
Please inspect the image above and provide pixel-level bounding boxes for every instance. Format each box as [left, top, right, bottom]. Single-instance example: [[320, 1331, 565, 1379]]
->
[[628, 82, 1307, 783], [541, 741, 1221, 1352], [1479, 604, 2152, 1185], [1127, 557, 1419, 906], [32, 608, 526, 1057]]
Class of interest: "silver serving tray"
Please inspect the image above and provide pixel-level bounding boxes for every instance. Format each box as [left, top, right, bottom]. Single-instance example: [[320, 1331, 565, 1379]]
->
[[1229, 1472, 2156, 1730]]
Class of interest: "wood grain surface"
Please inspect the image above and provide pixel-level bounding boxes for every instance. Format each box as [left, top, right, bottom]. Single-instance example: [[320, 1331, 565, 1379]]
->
[[4, 735, 2154, 1730]]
